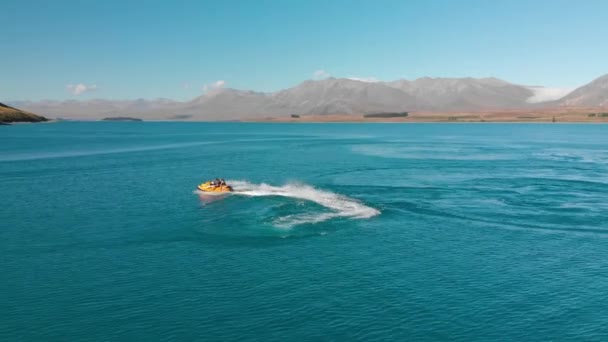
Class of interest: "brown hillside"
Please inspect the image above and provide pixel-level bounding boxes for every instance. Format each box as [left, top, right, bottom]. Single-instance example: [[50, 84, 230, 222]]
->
[[0, 102, 48, 123]]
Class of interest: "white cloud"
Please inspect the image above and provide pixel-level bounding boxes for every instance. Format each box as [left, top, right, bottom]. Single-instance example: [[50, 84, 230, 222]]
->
[[313, 70, 330, 80], [66, 83, 97, 95], [526, 86, 573, 103], [202, 80, 226, 92], [183, 83, 191, 90], [347, 76, 379, 83]]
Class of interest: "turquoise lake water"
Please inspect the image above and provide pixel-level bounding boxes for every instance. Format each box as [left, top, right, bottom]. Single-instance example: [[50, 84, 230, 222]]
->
[[2, 122, 608, 341]]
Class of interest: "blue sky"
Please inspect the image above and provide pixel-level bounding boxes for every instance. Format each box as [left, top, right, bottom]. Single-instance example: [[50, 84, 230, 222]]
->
[[2, 0, 607, 101]]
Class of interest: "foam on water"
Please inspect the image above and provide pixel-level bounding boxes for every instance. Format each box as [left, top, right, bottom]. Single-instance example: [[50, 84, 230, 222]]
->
[[227, 180, 380, 228]]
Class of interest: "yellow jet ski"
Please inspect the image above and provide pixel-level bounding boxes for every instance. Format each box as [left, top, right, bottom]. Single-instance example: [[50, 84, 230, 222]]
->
[[197, 180, 233, 193]]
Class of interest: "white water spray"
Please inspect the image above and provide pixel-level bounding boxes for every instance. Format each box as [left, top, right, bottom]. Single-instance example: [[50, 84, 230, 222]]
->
[[225, 180, 380, 228]]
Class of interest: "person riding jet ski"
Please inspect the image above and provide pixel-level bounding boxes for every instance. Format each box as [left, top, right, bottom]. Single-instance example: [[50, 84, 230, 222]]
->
[[197, 178, 233, 193]]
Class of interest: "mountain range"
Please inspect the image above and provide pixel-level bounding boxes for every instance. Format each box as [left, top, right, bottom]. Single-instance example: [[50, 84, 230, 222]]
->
[[8, 74, 608, 121]]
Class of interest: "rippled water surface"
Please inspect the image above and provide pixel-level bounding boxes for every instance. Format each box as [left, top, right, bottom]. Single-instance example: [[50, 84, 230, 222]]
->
[[2, 122, 608, 341]]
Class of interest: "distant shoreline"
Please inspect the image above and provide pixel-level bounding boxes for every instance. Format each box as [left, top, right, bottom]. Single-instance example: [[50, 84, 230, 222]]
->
[[36, 118, 608, 124], [242, 120, 608, 124], [243, 110, 608, 124], [16, 108, 608, 124]]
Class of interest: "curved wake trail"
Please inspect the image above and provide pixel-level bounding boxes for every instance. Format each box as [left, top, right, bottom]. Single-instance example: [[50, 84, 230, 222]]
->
[[229, 180, 380, 228]]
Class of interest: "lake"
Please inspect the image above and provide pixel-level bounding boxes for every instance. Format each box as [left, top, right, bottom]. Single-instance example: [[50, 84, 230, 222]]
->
[[2, 122, 608, 341]]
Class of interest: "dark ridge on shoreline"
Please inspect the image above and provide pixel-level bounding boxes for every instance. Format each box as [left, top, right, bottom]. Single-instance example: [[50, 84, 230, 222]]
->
[[364, 112, 409, 118], [0, 102, 48, 123], [101, 116, 143, 121]]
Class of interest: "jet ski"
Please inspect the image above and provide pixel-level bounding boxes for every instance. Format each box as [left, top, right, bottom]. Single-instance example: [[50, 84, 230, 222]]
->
[[197, 180, 233, 193]]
